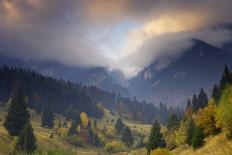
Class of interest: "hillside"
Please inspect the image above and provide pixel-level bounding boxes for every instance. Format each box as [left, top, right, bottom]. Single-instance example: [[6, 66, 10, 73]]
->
[[172, 133, 232, 155], [0, 106, 150, 155]]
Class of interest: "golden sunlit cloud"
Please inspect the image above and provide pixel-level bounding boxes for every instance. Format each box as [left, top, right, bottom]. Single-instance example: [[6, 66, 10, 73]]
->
[[1, 0, 20, 24], [120, 11, 208, 58]]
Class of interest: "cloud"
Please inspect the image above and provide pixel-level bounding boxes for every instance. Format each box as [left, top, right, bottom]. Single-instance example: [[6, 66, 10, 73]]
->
[[0, 0, 232, 78]]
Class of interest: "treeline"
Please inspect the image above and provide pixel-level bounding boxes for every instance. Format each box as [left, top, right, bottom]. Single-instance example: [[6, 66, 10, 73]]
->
[[0, 65, 103, 118], [0, 65, 179, 124], [84, 86, 183, 124]]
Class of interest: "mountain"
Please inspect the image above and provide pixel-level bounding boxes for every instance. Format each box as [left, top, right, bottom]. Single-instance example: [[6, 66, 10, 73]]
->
[[129, 39, 232, 106], [0, 55, 129, 96]]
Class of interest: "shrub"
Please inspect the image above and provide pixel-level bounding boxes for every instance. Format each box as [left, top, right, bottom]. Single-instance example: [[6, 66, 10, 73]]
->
[[104, 141, 127, 153], [56, 127, 68, 138], [66, 136, 85, 147], [150, 148, 173, 155]]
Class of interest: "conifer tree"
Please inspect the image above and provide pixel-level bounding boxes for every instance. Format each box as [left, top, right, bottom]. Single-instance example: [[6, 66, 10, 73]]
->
[[185, 99, 193, 117], [192, 94, 198, 112], [92, 132, 101, 147], [197, 88, 208, 110], [186, 119, 195, 146], [41, 103, 54, 128], [68, 114, 81, 136], [17, 122, 37, 154], [115, 118, 125, 134], [167, 113, 179, 131], [146, 121, 166, 155], [212, 84, 220, 104], [4, 90, 30, 136], [121, 126, 134, 148], [219, 65, 232, 91], [191, 127, 204, 149]]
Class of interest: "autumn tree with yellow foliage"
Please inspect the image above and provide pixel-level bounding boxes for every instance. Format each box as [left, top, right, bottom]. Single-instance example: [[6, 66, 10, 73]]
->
[[194, 98, 220, 136], [80, 112, 90, 129]]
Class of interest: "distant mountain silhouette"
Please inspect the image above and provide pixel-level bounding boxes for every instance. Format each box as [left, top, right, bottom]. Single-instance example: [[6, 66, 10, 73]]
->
[[129, 39, 232, 106], [0, 55, 129, 96]]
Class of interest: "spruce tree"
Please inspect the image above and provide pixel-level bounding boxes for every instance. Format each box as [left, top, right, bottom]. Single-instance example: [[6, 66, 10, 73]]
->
[[186, 119, 195, 146], [41, 103, 54, 128], [167, 113, 179, 131], [121, 126, 134, 148], [191, 127, 204, 149], [4, 90, 30, 136], [185, 99, 193, 117], [192, 94, 198, 112], [17, 122, 37, 154], [219, 65, 232, 91], [68, 114, 81, 136], [197, 88, 208, 110], [212, 84, 220, 104], [146, 121, 166, 155], [115, 118, 125, 134], [92, 133, 101, 147]]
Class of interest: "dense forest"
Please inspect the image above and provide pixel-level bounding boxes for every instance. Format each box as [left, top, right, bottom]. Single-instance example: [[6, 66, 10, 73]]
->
[[0, 65, 178, 124]]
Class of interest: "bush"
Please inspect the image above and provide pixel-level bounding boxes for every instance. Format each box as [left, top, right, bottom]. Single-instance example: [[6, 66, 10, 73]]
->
[[66, 136, 85, 147], [104, 141, 127, 153], [56, 127, 68, 138], [150, 148, 173, 155]]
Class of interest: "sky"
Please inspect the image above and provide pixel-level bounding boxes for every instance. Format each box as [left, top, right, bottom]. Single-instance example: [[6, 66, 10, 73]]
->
[[0, 0, 232, 78]]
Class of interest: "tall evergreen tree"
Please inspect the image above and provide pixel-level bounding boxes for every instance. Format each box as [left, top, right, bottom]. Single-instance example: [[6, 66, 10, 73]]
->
[[185, 99, 193, 117], [212, 84, 220, 104], [115, 118, 125, 134], [68, 113, 81, 136], [191, 127, 204, 149], [41, 103, 54, 128], [219, 65, 232, 91], [192, 94, 198, 112], [146, 121, 166, 155], [186, 119, 195, 146], [121, 126, 134, 148], [17, 122, 37, 154], [167, 113, 179, 131], [4, 90, 30, 136], [197, 88, 208, 110]]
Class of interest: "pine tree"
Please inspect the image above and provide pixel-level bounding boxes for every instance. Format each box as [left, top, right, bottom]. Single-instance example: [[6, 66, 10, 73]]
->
[[41, 103, 54, 128], [146, 121, 166, 155], [4, 90, 30, 136], [212, 84, 220, 104], [185, 99, 193, 117], [121, 126, 134, 148], [192, 94, 198, 112], [68, 114, 81, 136], [219, 65, 232, 91], [191, 127, 204, 149], [17, 122, 37, 153], [197, 88, 208, 110], [186, 119, 195, 146], [167, 113, 179, 131], [115, 118, 125, 134], [92, 132, 101, 147]]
